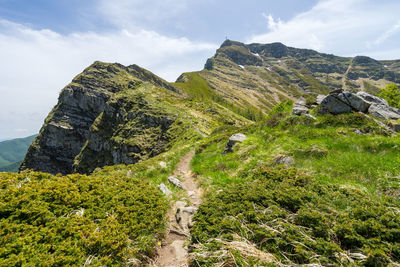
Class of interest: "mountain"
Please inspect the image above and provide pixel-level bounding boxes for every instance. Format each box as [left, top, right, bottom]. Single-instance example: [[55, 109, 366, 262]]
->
[[175, 40, 399, 113], [0, 134, 36, 172], [21, 41, 400, 175], [20, 61, 248, 175], [5, 41, 400, 265]]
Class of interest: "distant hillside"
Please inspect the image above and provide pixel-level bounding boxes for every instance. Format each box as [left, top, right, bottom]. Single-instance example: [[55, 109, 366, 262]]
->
[[0, 135, 37, 172], [175, 40, 400, 115]]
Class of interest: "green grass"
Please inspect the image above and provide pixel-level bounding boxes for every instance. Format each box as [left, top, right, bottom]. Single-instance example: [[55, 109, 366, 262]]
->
[[189, 110, 400, 265]]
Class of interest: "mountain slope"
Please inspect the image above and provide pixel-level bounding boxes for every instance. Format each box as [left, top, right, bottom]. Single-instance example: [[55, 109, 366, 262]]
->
[[21, 61, 249, 175], [0, 135, 36, 172], [175, 40, 399, 116]]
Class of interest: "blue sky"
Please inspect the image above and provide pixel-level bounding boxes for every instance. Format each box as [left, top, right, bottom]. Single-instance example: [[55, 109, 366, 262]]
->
[[0, 0, 399, 139]]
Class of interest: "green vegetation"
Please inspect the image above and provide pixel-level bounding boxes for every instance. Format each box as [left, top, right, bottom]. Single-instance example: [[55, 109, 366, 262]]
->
[[189, 109, 400, 265], [0, 169, 170, 266], [0, 135, 36, 172], [379, 83, 400, 108]]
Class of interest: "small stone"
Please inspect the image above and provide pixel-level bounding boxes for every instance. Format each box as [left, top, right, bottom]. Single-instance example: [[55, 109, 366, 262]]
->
[[292, 97, 309, 115], [273, 155, 294, 166], [304, 114, 316, 120], [158, 183, 171, 196], [176, 206, 196, 233], [224, 133, 247, 153], [354, 129, 364, 135], [159, 161, 167, 168], [168, 176, 183, 188]]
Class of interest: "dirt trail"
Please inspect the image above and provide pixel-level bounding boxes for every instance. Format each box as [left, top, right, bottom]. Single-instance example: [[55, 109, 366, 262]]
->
[[151, 151, 201, 267], [342, 59, 353, 90]]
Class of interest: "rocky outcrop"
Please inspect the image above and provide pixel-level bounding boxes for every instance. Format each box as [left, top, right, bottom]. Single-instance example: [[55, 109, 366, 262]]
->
[[318, 90, 400, 120], [20, 62, 118, 174], [21, 61, 184, 175]]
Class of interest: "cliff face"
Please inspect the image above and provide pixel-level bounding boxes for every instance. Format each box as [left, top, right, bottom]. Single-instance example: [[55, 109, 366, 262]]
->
[[20, 62, 187, 175]]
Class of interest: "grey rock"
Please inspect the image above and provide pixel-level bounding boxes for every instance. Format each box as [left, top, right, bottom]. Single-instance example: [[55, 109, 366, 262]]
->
[[292, 97, 309, 115], [354, 129, 364, 135], [273, 155, 294, 166], [168, 176, 183, 188], [158, 183, 172, 196], [224, 133, 247, 153], [356, 91, 389, 106], [304, 114, 317, 120], [320, 94, 352, 114], [316, 94, 326, 105], [368, 104, 400, 120], [320, 91, 370, 114], [176, 205, 196, 233], [293, 106, 309, 115]]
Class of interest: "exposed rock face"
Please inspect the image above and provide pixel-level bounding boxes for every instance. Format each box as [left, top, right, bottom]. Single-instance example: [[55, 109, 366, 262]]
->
[[20, 62, 117, 174], [21, 62, 185, 175]]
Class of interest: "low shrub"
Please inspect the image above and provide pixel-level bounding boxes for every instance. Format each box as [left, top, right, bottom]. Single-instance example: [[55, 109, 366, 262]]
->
[[0, 170, 168, 266], [190, 167, 400, 266]]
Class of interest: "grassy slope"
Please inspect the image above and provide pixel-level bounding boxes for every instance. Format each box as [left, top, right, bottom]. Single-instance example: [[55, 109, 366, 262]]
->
[[189, 106, 400, 266], [0, 135, 36, 169]]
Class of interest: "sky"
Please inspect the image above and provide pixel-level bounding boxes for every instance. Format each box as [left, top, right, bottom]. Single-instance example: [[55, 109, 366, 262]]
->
[[0, 0, 399, 140]]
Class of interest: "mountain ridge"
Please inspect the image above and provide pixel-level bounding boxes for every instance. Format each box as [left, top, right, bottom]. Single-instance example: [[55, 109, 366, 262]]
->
[[20, 40, 400, 176]]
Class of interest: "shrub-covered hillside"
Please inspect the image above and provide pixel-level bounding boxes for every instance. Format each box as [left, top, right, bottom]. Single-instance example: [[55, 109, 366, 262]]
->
[[189, 105, 400, 266]]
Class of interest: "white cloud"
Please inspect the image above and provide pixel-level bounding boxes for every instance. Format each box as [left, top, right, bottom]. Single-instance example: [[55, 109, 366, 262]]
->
[[0, 19, 216, 139], [249, 0, 400, 58]]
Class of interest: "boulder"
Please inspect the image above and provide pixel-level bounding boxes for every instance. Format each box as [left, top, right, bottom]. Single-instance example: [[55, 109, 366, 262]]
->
[[224, 133, 247, 153], [368, 104, 400, 120], [320, 94, 352, 114], [356, 91, 389, 106], [320, 91, 370, 114]]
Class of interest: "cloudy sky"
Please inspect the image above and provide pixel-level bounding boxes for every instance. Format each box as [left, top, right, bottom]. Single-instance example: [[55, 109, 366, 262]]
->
[[0, 0, 399, 140]]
